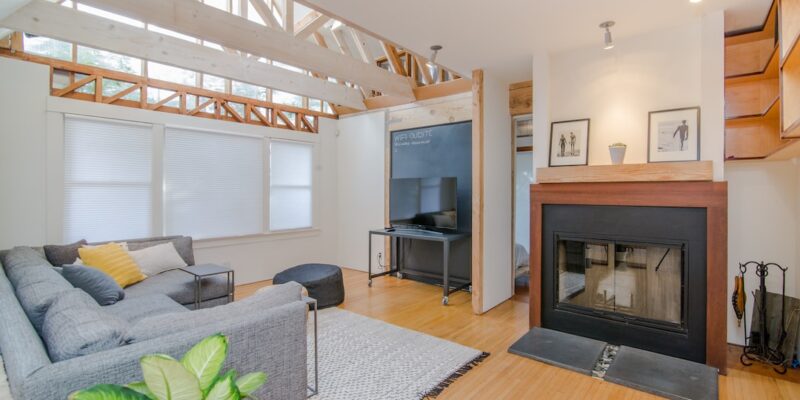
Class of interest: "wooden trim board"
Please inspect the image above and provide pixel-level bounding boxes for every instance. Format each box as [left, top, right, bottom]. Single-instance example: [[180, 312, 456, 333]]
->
[[528, 181, 728, 373], [471, 69, 484, 314], [536, 161, 713, 184], [509, 80, 532, 116]]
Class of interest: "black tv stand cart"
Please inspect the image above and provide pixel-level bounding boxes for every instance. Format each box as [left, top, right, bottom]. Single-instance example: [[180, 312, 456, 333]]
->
[[368, 228, 471, 305]]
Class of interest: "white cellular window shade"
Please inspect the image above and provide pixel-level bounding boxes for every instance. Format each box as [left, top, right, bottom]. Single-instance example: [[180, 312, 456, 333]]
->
[[164, 128, 264, 239], [63, 116, 153, 243], [270, 140, 313, 231]]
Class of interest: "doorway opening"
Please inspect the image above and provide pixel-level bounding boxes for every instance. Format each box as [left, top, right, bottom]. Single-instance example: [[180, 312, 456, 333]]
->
[[512, 114, 533, 302]]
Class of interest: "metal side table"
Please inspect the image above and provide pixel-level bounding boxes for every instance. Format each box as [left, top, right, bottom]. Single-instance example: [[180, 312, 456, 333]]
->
[[179, 264, 234, 309], [303, 296, 319, 398]]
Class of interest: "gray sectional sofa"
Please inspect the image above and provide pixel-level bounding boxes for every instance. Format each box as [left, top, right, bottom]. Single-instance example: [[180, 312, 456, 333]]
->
[[0, 236, 308, 400]]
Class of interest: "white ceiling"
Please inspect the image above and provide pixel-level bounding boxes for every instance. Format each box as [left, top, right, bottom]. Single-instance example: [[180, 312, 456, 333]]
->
[[305, 0, 773, 83]]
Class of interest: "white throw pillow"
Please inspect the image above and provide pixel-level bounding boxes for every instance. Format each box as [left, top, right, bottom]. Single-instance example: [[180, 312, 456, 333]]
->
[[127, 242, 187, 276]]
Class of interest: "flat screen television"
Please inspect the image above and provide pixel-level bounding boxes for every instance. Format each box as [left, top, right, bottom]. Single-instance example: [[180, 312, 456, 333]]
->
[[390, 177, 457, 231]]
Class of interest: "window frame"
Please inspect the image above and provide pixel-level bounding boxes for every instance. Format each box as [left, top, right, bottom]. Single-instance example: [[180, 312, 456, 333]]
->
[[53, 110, 320, 245], [62, 114, 157, 243], [267, 138, 316, 233]]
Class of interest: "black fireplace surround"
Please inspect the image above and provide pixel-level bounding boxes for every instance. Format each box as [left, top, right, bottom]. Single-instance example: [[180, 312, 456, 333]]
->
[[541, 204, 707, 363]]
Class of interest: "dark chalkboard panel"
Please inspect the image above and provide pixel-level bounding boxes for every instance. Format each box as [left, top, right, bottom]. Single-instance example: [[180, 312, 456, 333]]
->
[[390, 120, 472, 281]]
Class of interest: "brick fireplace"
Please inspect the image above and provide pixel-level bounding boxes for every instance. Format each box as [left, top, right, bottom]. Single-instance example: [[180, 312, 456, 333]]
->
[[529, 181, 728, 373]]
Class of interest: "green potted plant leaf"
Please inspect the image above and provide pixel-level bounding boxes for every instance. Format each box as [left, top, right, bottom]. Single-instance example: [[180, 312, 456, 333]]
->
[[69, 334, 267, 400]]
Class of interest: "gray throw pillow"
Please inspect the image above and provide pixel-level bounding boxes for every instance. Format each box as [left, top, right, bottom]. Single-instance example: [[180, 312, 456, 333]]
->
[[42, 289, 129, 362], [43, 240, 88, 266], [61, 265, 125, 306]]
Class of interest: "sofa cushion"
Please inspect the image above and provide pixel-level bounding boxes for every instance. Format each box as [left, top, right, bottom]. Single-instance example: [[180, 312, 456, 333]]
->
[[43, 240, 87, 266], [78, 243, 146, 288], [0, 261, 52, 397], [125, 281, 302, 343], [3, 246, 54, 288], [41, 289, 128, 362], [103, 294, 188, 323], [128, 242, 187, 276], [124, 265, 229, 305], [126, 236, 195, 266], [13, 263, 74, 332], [61, 265, 125, 306]]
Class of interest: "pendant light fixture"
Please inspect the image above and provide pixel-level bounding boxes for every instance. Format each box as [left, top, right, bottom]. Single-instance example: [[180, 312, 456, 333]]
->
[[428, 45, 443, 82], [599, 21, 615, 50]]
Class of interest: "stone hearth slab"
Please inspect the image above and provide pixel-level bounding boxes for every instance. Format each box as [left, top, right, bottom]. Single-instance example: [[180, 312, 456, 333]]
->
[[604, 346, 718, 400], [508, 327, 606, 375]]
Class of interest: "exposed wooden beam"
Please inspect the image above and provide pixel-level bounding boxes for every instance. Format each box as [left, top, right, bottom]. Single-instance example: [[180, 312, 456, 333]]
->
[[103, 82, 142, 104], [295, 0, 465, 79], [78, 0, 413, 99], [330, 27, 351, 56], [248, 0, 281, 30], [355, 78, 471, 113], [312, 31, 328, 48], [294, 11, 329, 39], [52, 74, 96, 97], [282, 0, 294, 34], [330, 26, 370, 98], [348, 27, 375, 65], [0, 0, 30, 20], [381, 42, 407, 76], [1, 0, 366, 109]]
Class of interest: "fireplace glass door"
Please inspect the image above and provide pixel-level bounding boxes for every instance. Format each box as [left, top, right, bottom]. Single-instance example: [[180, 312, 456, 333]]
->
[[556, 238, 684, 328]]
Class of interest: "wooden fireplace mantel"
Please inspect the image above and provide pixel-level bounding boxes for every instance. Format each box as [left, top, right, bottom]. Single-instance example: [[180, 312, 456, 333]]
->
[[536, 161, 713, 184], [529, 181, 728, 373]]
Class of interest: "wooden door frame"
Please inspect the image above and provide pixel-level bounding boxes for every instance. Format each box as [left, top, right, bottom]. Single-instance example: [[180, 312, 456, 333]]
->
[[471, 69, 484, 314]]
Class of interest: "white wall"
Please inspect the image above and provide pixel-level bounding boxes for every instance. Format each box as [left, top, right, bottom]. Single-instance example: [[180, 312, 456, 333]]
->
[[530, 15, 796, 347], [480, 70, 513, 311], [725, 160, 800, 345], [701, 12, 726, 182], [0, 57, 339, 284], [542, 15, 724, 179], [531, 50, 551, 179], [336, 111, 386, 271], [0, 58, 49, 248]]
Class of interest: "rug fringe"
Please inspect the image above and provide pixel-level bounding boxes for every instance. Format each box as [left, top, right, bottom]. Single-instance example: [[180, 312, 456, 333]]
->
[[420, 352, 490, 399]]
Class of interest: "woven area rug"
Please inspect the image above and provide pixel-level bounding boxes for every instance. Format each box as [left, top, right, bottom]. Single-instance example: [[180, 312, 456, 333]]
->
[[308, 308, 489, 400]]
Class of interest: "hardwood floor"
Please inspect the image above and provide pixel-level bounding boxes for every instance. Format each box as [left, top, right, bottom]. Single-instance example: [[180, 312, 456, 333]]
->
[[236, 268, 800, 399]]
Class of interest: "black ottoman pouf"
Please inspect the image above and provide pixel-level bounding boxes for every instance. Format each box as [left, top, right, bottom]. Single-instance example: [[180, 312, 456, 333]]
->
[[273, 263, 344, 309]]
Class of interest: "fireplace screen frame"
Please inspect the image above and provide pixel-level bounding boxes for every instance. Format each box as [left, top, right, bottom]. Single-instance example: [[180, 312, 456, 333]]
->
[[540, 204, 707, 363], [552, 234, 689, 334]]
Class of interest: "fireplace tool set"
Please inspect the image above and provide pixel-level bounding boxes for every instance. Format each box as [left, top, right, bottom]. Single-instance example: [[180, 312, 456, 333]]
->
[[733, 261, 789, 374]]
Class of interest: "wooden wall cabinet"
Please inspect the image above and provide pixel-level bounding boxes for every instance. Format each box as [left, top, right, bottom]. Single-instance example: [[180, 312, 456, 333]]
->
[[782, 0, 800, 138], [725, 0, 800, 160]]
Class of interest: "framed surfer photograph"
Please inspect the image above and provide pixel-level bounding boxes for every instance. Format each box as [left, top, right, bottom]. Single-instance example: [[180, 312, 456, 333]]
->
[[648, 107, 700, 163], [549, 119, 590, 167]]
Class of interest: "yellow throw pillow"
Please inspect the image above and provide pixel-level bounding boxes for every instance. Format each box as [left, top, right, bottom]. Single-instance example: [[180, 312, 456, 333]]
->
[[78, 243, 146, 288]]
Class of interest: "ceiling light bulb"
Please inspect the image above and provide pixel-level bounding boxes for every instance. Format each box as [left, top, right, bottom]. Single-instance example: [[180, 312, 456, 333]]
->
[[689, 0, 702, 3], [599, 21, 615, 50]]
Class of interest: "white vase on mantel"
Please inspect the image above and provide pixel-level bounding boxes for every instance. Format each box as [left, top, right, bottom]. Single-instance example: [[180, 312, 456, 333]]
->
[[608, 144, 627, 165]]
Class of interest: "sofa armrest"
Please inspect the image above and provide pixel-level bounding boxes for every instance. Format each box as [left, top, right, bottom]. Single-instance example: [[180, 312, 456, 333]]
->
[[21, 301, 308, 400]]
